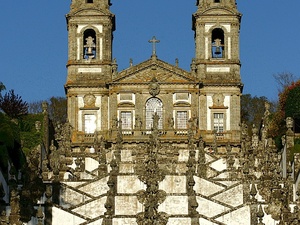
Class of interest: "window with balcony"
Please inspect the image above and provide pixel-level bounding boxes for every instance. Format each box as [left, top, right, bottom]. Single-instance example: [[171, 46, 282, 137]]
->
[[176, 111, 188, 129], [120, 111, 132, 130]]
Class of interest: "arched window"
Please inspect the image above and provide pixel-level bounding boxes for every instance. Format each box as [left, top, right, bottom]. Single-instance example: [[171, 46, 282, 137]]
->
[[83, 29, 96, 59], [86, 0, 94, 3], [211, 28, 225, 58], [145, 98, 163, 130]]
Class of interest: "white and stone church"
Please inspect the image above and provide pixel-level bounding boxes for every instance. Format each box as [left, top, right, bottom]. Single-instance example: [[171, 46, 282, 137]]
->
[[57, 0, 245, 224], [3, 0, 300, 225]]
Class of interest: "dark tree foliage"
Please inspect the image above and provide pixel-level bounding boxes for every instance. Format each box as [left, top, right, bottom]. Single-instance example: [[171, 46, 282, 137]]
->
[[241, 94, 275, 135], [269, 80, 300, 139], [28, 97, 67, 125], [0, 89, 28, 119], [284, 86, 300, 133], [285, 86, 300, 119], [0, 113, 25, 175], [241, 94, 268, 125], [48, 96, 67, 125]]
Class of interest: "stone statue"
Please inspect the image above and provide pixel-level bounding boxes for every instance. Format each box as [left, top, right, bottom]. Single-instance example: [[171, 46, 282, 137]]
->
[[286, 117, 294, 131], [135, 115, 142, 130], [153, 112, 160, 130], [167, 117, 174, 129], [112, 117, 118, 129]]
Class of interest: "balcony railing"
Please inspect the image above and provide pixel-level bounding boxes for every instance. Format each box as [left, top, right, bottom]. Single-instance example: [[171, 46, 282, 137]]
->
[[72, 129, 240, 144]]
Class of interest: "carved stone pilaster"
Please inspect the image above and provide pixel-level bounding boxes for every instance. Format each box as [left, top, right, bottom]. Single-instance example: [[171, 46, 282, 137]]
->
[[36, 205, 44, 225], [197, 136, 206, 178], [135, 114, 169, 225], [98, 137, 108, 178], [8, 189, 21, 225], [187, 128, 199, 224], [103, 157, 118, 225]]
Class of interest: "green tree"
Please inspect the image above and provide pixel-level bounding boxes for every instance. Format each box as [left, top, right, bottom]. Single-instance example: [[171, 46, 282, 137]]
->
[[285, 85, 300, 119], [0, 113, 25, 174], [48, 96, 67, 125], [0, 89, 28, 119], [241, 94, 273, 134], [28, 97, 67, 125], [269, 80, 300, 138], [0, 113, 45, 222]]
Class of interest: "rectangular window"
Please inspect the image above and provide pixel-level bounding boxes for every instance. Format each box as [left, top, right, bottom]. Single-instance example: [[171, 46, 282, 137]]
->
[[213, 113, 224, 132], [84, 114, 96, 134], [177, 111, 188, 129], [121, 111, 132, 130]]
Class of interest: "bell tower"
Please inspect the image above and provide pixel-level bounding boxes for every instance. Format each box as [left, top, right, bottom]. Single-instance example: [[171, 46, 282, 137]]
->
[[193, 0, 243, 144], [65, 0, 115, 136]]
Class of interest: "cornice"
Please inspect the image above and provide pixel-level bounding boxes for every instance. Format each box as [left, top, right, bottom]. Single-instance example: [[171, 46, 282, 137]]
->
[[113, 58, 194, 83]]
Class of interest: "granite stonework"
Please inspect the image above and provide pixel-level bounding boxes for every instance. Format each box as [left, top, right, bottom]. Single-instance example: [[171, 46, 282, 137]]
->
[[115, 196, 143, 215], [52, 207, 86, 225], [2, 1, 297, 225]]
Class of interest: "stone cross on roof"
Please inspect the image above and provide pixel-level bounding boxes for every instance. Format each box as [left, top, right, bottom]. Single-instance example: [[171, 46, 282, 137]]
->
[[148, 36, 160, 56]]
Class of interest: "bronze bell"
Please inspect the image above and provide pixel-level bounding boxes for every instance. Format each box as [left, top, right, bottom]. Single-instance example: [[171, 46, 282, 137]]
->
[[215, 46, 221, 55]]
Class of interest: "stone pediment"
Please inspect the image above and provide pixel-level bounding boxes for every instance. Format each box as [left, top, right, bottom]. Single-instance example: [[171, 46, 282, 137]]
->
[[205, 8, 235, 15], [195, 7, 238, 17], [113, 58, 195, 84], [72, 8, 112, 16], [70, 7, 113, 17]]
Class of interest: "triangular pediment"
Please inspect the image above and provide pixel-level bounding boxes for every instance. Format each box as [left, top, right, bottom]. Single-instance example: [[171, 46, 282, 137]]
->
[[113, 58, 196, 84]]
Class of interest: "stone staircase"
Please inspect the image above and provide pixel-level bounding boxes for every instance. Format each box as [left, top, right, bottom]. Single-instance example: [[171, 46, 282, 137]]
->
[[48, 144, 252, 225]]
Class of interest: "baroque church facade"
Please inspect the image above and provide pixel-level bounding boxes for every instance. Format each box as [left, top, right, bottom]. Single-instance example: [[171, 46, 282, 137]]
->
[[65, 0, 242, 146], [3, 1, 300, 225], [5, 0, 299, 225], [47, 0, 248, 224]]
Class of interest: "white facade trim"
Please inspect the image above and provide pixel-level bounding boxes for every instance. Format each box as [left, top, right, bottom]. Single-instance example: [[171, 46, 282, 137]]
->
[[77, 24, 103, 33], [99, 37, 103, 60], [206, 67, 230, 73], [205, 37, 209, 59], [205, 23, 215, 33], [77, 38, 81, 60], [207, 96, 213, 130], [221, 23, 231, 33], [227, 37, 231, 59], [78, 68, 102, 73], [224, 95, 230, 130]]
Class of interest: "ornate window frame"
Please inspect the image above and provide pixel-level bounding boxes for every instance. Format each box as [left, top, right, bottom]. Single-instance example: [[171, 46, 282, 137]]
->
[[145, 97, 163, 130]]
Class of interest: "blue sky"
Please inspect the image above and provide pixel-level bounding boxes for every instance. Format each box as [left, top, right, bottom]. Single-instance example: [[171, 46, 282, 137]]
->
[[0, 0, 299, 103]]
